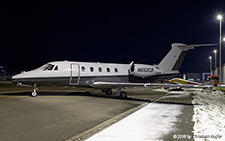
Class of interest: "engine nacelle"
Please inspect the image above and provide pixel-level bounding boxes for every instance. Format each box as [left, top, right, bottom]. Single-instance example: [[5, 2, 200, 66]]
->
[[129, 62, 158, 78]]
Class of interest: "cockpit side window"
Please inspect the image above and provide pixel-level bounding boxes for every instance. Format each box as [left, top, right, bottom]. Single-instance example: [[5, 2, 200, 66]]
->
[[54, 65, 58, 70]]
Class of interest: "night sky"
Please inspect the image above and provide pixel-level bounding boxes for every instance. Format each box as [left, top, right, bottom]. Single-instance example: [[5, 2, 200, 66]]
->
[[1, 0, 225, 73]]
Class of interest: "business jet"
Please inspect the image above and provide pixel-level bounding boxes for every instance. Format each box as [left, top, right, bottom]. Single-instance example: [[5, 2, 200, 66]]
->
[[11, 43, 214, 98]]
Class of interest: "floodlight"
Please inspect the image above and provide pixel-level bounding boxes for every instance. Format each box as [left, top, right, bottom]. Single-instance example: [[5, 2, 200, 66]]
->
[[217, 15, 222, 20]]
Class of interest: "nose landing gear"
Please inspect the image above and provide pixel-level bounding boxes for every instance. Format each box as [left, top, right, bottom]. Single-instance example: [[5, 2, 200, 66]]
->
[[16, 83, 38, 97], [31, 84, 38, 97]]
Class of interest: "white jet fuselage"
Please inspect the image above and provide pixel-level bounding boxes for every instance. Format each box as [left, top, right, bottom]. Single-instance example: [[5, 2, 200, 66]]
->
[[12, 61, 178, 86], [12, 43, 213, 97]]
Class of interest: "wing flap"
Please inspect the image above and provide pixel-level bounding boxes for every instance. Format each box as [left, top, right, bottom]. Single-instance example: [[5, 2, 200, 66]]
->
[[144, 83, 211, 88], [91, 82, 145, 88]]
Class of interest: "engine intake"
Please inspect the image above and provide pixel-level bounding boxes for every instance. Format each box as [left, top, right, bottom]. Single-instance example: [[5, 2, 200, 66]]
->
[[129, 61, 157, 78]]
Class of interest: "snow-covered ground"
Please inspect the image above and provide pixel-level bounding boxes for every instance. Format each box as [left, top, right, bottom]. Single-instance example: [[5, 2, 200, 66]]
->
[[87, 91, 186, 141], [86, 89, 225, 141], [192, 90, 225, 141]]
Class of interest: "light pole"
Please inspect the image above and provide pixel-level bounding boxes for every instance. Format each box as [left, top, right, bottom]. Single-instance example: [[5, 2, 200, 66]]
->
[[217, 15, 222, 88], [214, 49, 217, 73], [209, 56, 212, 75]]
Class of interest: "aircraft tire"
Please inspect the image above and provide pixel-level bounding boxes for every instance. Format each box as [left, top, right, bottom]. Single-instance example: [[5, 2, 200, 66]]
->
[[105, 89, 112, 95], [31, 92, 37, 97], [120, 91, 127, 99]]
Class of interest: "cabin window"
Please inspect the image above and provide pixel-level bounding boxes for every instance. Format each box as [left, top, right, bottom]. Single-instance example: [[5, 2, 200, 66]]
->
[[106, 68, 110, 72], [81, 66, 85, 72], [114, 68, 118, 73], [90, 67, 94, 72], [98, 67, 102, 72]]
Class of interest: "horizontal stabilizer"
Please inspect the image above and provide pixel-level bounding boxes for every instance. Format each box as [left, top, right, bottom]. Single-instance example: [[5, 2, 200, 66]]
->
[[189, 44, 217, 47]]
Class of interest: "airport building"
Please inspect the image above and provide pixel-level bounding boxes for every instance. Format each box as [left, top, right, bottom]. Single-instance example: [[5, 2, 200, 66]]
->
[[212, 64, 225, 84], [182, 72, 210, 82]]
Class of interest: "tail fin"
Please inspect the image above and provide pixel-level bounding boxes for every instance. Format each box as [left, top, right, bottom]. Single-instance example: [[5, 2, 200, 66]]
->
[[158, 43, 193, 71], [157, 43, 216, 71]]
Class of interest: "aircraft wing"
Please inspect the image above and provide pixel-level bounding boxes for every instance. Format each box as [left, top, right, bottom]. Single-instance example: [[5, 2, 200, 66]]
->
[[144, 83, 209, 88], [91, 82, 145, 88], [91, 82, 210, 89]]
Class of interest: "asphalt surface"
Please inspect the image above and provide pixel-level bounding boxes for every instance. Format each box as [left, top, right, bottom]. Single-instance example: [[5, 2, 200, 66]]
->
[[0, 81, 165, 141], [0, 93, 142, 141], [0, 81, 195, 141]]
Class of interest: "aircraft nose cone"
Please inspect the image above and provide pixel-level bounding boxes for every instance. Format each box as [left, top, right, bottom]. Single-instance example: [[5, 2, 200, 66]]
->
[[11, 73, 23, 83], [11, 70, 36, 84], [11, 75, 18, 83]]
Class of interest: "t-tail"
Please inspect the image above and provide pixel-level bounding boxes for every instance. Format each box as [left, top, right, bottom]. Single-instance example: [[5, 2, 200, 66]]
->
[[157, 43, 216, 71]]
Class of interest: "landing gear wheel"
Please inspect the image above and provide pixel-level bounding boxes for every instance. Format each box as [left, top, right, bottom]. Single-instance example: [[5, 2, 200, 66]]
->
[[31, 91, 37, 97], [105, 89, 112, 95], [120, 91, 127, 99], [31, 84, 38, 97]]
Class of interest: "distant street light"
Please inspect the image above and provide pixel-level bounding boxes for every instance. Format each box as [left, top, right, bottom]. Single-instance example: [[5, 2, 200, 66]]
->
[[217, 15, 222, 20], [217, 14, 222, 88], [209, 56, 212, 75], [214, 49, 217, 71]]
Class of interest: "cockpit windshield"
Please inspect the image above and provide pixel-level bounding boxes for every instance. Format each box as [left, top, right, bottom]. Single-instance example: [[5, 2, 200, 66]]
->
[[38, 64, 58, 71], [38, 64, 49, 70]]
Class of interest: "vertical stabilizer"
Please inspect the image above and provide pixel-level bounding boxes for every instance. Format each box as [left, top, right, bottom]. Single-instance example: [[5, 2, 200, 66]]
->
[[158, 43, 193, 71]]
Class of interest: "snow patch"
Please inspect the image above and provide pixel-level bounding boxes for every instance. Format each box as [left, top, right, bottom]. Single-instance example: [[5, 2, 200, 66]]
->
[[192, 91, 225, 140], [87, 101, 182, 141]]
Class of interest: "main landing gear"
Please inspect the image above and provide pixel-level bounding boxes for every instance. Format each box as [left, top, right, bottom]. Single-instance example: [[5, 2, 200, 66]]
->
[[102, 88, 127, 99], [119, 91, 127, 99]]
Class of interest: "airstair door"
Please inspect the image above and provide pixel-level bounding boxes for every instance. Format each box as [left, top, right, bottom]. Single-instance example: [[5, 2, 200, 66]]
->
[[70, 64, 80, 85]]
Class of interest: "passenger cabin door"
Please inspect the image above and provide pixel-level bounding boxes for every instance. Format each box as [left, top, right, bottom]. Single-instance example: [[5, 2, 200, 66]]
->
[[70, 64, 80, 85]]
